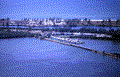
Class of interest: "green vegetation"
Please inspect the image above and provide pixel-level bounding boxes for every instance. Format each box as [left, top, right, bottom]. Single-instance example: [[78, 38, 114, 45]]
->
[[0, 30, 34, 39]]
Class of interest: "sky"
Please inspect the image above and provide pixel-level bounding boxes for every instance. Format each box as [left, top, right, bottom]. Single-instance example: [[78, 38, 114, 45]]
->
[[0, 0, 120, 20]]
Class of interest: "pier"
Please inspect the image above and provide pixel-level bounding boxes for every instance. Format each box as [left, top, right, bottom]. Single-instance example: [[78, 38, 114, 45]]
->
[[51, 36, 85, 44], [45, 38, 120, 59]]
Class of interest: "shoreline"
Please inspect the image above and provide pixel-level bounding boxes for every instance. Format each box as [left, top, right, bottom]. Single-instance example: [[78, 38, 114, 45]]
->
[[0, 31, 34, 39], [0, 31, 119, 42]]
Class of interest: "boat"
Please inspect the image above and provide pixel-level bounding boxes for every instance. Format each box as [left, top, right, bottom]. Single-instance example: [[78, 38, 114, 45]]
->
[[68, 39, 85, 44]]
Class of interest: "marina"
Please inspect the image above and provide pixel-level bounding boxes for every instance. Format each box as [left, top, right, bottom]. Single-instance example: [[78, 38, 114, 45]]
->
[[51, 35, 85, 44], [1, 0, 120, 76], [45, 37, 120, 59], [0, 37, 120, 77]]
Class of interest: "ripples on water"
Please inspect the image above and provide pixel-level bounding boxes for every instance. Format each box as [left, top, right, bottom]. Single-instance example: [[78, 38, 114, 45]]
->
[[0, 38, 120, 77]]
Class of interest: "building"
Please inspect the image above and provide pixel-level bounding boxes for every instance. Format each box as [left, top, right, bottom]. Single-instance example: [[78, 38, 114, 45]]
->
[[0, 19, 8, 26]]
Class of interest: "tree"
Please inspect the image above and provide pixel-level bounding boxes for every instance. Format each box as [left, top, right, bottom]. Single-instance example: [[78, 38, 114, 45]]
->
[[24, 18, 27, 21], [112, 30, 120, 40], [88, 19, 91, 26], [83, 18, 88, 26], [109, 29, 114, 35], [84, 18, 87, 21], [28, 25, 32, 32], [39, 21, 42, 25], [108, 18, 111, 27], [116, 19, 120, 26], [17, 24, 19, 32], [65, 19, 80, 27], [6, 18, 10, 32], [101, 19, 105, 27], [2, 22, 4, 28]]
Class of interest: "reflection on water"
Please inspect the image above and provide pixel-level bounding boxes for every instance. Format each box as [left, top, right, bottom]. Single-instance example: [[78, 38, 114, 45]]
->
[[0, 38, 120, 77]]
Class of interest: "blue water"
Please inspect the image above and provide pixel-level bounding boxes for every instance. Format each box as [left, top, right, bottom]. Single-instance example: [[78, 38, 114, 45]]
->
[[71, 26, 120, 31], [78, 39, 120, 54], [0, 25, 120, 31], [0, 38, 120, 77], [51, 36, 120, 54]]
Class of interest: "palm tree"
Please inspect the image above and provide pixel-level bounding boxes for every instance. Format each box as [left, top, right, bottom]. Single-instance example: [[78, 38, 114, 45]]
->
[[116, 19, 119, 26], [83, 18, 88, 26], [108, 18, 111, 27], [88, 19, 91, 26], [17, 24, 19, 32], [101, 19, 105, 27], [108, 18, 112, 31], [2, 22, 4, 28], [6, 18, 10, 32], [84, 18, 87, 21]]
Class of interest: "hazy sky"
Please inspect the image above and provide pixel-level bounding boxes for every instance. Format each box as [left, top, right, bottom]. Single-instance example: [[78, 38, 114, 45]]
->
[[0, 0, 120, 20]]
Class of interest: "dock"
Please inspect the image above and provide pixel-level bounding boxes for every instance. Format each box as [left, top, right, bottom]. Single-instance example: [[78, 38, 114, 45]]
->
[[51, 36, 85, 44], [45, 38, 120, 59]]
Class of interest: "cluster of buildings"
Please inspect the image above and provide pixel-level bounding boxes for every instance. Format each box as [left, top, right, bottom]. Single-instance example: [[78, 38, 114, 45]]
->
[[0, 18, 66, 26], [0, 18, 120, 27]]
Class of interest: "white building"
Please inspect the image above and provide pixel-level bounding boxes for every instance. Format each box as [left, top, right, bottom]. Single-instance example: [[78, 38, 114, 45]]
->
[[42, 19, 53, 26], [29, 20, 37, 26], [54, 19, 66, 26]]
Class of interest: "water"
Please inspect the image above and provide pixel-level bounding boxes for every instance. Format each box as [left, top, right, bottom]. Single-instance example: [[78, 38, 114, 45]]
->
[[71, 26, 120, 31], [0, 25, 120, 31], [51, 37, 120, 54], [0, 38, 120, 77], [79, 38, 120, 54]]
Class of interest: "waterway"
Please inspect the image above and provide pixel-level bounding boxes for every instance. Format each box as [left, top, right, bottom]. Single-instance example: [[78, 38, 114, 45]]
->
[[0, 38, 120, 77], [1, 25, 120, 31]]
